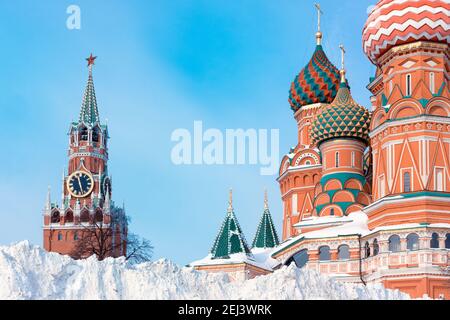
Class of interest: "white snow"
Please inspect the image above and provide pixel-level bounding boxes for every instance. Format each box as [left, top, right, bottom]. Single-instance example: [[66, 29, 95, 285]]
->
[[0, 241, 410, 300]]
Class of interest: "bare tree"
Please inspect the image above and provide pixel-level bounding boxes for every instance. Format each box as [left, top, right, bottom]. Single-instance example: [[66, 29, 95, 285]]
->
[[70, 207, 127, 261], [70, 207, 153, 263], [125, 233, 154, 264]]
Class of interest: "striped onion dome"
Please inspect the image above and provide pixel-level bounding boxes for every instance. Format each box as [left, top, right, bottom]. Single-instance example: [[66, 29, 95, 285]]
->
[[289, 44, 341, 112], [311, 76, 371, 146], [362, 0, 450, 65]]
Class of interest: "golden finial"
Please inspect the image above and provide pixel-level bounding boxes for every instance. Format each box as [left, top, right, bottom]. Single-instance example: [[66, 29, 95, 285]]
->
[[264, 189, 269, 210], [315, 3, 323, 45], [339, 44, 346, 82], [228, 188, 233, 212]]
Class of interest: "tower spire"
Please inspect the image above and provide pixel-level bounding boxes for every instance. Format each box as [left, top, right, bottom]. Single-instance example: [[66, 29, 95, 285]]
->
[[79, 54, 100, 125], [228, 188, 233, 212], [264, 189, 269, 210], [315, 3, 323, 45], [45, 186, 51, 212], [339, 44, 346, 83]]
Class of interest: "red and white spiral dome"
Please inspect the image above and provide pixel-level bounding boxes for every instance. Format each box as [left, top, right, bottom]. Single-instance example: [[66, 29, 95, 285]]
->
[[362, 0, 450, 65]]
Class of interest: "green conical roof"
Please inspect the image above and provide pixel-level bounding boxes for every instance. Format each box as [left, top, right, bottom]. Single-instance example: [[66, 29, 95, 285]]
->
[[210, 191, 252, 260], [252, 193, 280, 249], [79, 64, 100, 126]]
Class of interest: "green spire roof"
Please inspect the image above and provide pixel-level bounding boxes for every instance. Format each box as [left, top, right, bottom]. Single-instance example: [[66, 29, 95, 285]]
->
[[79, 56, 100, 126], [252, 191, 280, 249], [210, 190, 252, 260]]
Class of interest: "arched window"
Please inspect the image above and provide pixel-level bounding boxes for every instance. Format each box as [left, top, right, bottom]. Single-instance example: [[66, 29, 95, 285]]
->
[[365, 242, 371, 258], [287, 249, 309, 269], [373, 239, 379, 256], [74, 232, 79, 241], [338, 245, 350, 260], [319, 246, 331, 261], [330, 208, 335, 216], [80, 210, 90, 223], [429, 72, 435, 94], [406, 74, 412, 96], [65, 211, 74, 224], [51, 211, 60, 224], [430, 233, 439, 249], [57, 232, 63, 241], [445, 234, 450, 249], [388, 235, 401, 252], [305, 160, 311, 165], [94, 211, 103, 223], [406, 233, 419, 251], [80, 126, 88, 141], [92, 127, 100, 143], [403, 172, 411, 192], [335, 152, 340, 168]]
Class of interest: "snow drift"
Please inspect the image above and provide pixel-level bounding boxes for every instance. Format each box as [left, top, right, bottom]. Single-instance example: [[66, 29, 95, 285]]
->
[[0, 241, 409, 300]]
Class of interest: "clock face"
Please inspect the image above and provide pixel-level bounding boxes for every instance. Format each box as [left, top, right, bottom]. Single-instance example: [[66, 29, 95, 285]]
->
[[67, 171, 94, 198]]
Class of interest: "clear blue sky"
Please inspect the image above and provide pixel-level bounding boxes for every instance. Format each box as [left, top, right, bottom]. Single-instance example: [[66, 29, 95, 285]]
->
[[0, 0, 376, 264]]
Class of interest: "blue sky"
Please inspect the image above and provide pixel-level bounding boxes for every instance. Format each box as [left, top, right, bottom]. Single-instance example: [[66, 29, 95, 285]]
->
[[0, 0, 376, 264]]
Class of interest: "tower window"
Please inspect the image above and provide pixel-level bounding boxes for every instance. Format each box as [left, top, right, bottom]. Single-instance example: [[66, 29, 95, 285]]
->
[[80, 127, 88, 141], [57, 232, 63, 241], [319, 246, 331, 261], [373, 239, 379, 256], [365, 241, 371, 258], [435, 168, 444, 192], [403, 171, 411, 192], [388, 235, 401, 252], [335, 152, 340, 168], [406, 233, 419, 251], [330, 208, 335, 216], [430, 233, 439, 249], [406, 74, 412, 96], [338, 245, 350, 260], [429, 72, 435, 94], [74, 232, 79, 241]]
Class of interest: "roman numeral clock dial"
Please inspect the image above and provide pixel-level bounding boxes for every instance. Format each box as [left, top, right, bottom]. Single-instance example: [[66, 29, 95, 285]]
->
[[67, 171, 94, 198]]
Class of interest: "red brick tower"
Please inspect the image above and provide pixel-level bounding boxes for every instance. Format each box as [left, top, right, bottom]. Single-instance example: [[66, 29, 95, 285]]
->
[[43, 55, 127, 258]]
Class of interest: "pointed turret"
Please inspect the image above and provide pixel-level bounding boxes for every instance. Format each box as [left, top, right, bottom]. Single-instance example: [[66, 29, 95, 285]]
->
[[79, 54, 100, 126], [210, 190, 252, 260], [252, 190, 280, 249], [44, 186, 52, 215]]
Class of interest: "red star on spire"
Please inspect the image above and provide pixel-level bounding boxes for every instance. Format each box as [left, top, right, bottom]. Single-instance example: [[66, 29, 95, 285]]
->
[[86, 53, 97, 67]]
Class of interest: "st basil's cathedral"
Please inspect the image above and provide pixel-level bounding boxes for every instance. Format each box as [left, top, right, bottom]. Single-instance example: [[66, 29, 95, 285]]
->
[[190, 0, 450, 299]]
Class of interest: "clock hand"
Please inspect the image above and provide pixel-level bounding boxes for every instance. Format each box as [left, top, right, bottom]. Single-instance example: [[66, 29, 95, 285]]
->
[[77, 176, 83, 191]]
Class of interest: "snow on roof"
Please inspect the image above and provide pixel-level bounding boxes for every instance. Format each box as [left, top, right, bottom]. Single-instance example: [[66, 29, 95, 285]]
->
[[302, 211, 370, 239], [294, 215, 353, 228], [189, 247, 280, 271]]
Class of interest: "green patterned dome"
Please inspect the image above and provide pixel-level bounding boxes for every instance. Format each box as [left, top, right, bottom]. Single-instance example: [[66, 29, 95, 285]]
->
[[311, 80, 371, 146]]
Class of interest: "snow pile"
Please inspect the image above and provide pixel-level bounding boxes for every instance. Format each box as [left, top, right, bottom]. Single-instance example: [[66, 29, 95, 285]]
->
[[0, 241, 410, 300]]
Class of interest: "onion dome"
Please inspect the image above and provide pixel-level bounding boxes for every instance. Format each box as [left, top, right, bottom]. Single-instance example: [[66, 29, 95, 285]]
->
[[311, 71, 371, 147], [289, 42, 341, 112], [362, 0, 450, 65]]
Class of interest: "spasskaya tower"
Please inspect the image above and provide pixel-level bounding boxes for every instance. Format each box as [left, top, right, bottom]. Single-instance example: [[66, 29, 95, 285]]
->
[[43, 55, 127, 258]]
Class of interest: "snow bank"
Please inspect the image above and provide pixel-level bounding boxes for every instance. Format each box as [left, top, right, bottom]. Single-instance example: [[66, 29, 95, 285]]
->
[[0, 241, 409, 300]]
